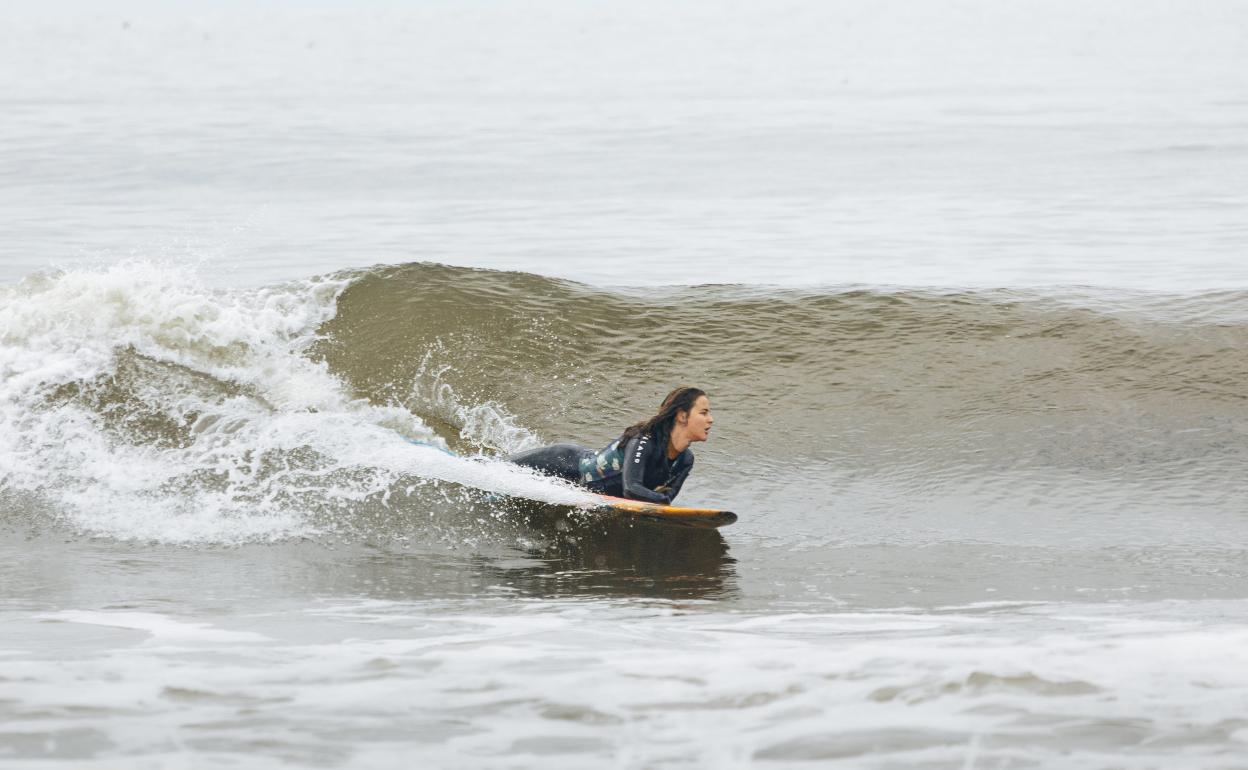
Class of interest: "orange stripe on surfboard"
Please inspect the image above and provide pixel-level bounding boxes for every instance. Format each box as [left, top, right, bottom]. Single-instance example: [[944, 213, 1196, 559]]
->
[[587, 495, 737, 527]]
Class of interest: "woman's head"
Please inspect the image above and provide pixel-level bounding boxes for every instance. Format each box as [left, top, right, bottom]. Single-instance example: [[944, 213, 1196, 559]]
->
[[620, 386, 711, 446]]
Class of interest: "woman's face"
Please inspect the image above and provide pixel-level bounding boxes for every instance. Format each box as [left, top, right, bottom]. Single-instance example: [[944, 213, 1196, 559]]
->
[[681, 395, 713, 442]]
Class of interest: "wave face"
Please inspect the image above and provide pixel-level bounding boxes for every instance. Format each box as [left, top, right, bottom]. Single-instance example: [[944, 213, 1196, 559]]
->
[[319, 263, 1248, 538], [3, 260, 1246, 546]]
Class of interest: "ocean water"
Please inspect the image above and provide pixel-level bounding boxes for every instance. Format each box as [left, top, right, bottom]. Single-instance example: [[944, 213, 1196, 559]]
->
[[3, 1, 1248, 768]]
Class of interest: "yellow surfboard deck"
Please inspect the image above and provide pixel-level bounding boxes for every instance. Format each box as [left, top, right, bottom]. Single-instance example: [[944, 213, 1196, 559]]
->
[[588, 495, 737, 528]]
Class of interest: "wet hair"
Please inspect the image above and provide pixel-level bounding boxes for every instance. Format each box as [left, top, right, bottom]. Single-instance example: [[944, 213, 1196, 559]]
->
[[618, 386, 707, 447]]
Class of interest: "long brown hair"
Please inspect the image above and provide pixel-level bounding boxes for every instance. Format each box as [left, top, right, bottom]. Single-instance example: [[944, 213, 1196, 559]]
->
[[618, 386, 707, 447]]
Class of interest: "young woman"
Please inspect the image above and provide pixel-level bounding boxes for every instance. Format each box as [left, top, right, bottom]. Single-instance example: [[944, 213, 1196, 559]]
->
[[508, 386, 713, 504]]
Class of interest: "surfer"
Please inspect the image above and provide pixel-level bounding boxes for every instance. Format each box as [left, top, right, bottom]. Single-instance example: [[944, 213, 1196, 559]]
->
[[507, 386, 712, 504]]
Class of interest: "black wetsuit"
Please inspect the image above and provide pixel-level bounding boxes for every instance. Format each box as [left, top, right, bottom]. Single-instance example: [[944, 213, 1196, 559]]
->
[[508, 432, 693, 504]]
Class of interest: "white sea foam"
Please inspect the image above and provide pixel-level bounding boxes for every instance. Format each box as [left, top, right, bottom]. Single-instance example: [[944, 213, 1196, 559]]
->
[[6, 600, 1248, 768], [0, 261, 593, 543], [43, 611, 271, 644]]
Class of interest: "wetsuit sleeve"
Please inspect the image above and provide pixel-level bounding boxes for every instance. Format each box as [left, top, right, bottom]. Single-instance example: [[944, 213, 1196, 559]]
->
[[662, 454, 694, 503], [620, 435, 671, 504]]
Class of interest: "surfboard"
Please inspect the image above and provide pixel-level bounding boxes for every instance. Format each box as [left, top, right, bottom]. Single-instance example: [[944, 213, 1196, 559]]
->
[[587, 494, 737, 528]]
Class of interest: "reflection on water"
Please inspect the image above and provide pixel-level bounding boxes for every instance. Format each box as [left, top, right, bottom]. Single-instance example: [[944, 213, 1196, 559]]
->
[[305, 510, 738, 602], [313, 497, 739, 602], [489, 503, 738, 601]]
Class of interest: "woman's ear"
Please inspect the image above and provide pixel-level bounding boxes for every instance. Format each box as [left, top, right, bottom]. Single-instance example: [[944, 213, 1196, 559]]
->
[[676, 409, 689, 425]]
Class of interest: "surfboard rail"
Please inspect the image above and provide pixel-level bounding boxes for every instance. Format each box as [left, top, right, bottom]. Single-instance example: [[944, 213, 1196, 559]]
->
[[587, 495, 738, 528]]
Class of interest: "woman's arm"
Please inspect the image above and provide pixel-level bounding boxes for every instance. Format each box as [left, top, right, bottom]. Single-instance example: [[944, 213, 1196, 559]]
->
[[659, 455, 694, 502], [619, 434, 671, 504]]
